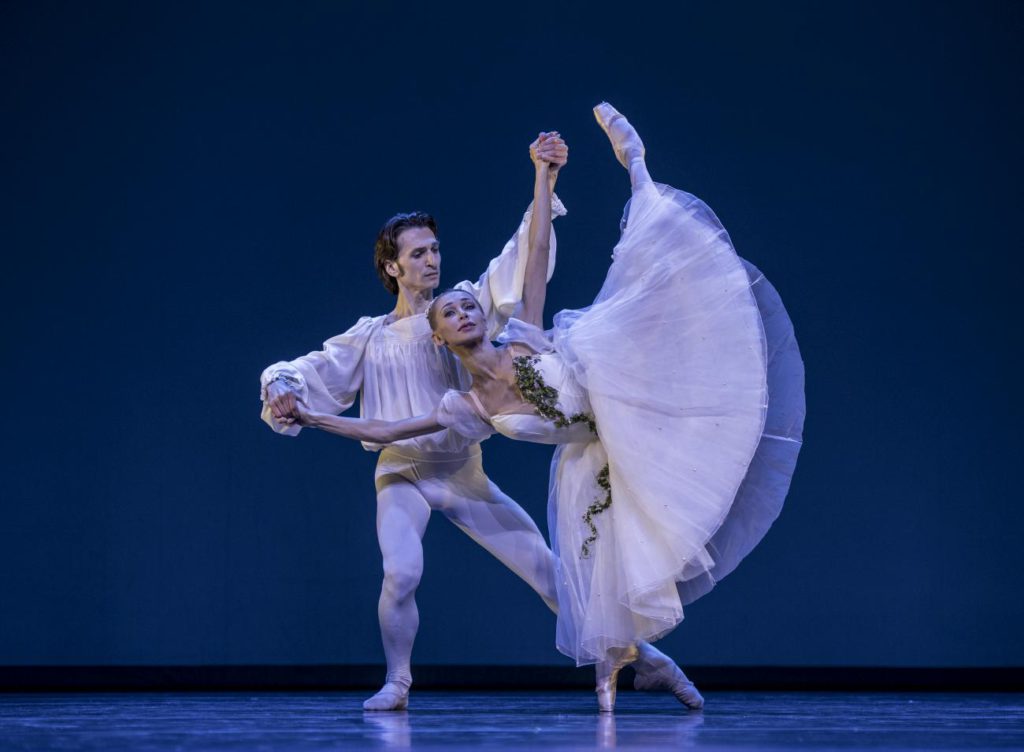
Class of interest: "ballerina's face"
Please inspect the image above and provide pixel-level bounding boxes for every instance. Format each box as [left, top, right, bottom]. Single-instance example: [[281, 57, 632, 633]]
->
[[429, 290, 486, 347]]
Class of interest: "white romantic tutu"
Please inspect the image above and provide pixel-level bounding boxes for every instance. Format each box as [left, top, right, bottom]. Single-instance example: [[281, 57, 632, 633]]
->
[[504, 181, 805, 665]]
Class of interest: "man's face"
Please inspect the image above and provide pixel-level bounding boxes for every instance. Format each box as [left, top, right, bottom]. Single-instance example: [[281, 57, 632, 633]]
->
[[388, 226, 441, 293]]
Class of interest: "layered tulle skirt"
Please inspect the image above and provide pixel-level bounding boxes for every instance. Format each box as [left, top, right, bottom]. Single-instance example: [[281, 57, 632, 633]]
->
[[544, 182, 804, 665]]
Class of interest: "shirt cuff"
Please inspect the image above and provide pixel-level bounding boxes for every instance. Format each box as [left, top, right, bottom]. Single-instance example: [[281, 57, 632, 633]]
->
[[551, 192, 568, 218], [259, 370, 303, 402]]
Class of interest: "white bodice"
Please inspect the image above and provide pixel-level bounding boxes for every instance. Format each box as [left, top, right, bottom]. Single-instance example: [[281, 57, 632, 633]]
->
[[436, 351, 596, 447]]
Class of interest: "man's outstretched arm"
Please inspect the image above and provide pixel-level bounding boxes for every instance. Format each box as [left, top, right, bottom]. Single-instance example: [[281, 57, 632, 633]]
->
[[259, 315, 378, 435]]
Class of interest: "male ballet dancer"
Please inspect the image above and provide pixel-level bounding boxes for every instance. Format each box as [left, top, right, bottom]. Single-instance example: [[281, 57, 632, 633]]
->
[[261, 133, 697, 710]]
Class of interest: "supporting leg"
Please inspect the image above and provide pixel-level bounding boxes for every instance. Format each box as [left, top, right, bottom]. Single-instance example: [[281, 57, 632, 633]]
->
[[595, 644, 640, 713], [363, 476, 431, 711]]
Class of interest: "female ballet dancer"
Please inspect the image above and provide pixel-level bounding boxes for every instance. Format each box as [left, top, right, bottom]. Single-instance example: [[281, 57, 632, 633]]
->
[[289, 104, 805, 711]]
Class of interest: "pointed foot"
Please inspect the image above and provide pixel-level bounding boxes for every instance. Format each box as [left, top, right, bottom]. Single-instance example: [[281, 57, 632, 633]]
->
[[593, 101, 646, 169]]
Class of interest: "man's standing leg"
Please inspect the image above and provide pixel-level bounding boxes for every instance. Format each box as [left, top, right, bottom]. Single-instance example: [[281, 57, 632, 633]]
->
[[363, 474, 431, 711]]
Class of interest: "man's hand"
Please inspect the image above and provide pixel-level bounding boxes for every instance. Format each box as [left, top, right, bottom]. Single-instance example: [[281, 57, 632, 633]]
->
[[292, 401, 321, 428], [267, 380, 300, 426]]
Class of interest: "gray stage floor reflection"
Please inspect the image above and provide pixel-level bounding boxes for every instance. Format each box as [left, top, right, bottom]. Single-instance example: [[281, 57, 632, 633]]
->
[[2, 691, 1023, 750]]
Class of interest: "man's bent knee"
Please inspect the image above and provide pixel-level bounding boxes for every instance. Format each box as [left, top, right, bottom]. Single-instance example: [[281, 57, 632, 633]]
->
[[381, 565, 422, 603]]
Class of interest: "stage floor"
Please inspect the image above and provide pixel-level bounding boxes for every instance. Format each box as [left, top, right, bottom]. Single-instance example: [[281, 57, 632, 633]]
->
[[2, 691, 1022, 750]]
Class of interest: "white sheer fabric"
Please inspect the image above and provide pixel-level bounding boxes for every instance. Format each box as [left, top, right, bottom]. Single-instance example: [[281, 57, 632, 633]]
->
[[259, 196, 566, 451], [438, 182, 805, 665], [674, 258, 805, 605]]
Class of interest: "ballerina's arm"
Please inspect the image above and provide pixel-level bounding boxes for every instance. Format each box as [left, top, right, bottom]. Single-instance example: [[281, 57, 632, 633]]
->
[[295, 406, 443, 444], [518, 134, 564, 328]]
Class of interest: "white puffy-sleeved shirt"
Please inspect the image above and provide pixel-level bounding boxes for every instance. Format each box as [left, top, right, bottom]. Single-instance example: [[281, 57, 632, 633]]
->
[[260, 196, 566, 452]]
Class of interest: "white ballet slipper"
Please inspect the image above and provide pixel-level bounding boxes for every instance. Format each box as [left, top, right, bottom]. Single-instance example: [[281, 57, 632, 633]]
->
[[363, 673, 411, 711]]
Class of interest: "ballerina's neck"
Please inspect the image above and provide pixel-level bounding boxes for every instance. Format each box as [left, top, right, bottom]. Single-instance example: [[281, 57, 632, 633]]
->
[[450, 340, 511, 383]]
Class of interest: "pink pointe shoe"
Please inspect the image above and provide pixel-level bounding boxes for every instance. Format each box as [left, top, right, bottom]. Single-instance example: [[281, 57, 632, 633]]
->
[[595, 645, 640, 713], [593, 102, 646, 169]]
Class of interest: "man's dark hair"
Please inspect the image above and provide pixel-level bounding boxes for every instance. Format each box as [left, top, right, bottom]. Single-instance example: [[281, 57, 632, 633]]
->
[[374, 211, 438, 295]]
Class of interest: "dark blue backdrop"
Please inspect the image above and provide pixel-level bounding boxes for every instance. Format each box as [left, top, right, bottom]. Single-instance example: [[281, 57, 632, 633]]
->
[[2, 1, 1021, 668]]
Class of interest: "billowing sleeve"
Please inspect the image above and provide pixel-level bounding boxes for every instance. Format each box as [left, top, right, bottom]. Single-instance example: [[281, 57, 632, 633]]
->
[[495, 317, 556, 354], [436, 390, 495, 443], [259, 315, 380, 436], [455, 194, 567, 340]]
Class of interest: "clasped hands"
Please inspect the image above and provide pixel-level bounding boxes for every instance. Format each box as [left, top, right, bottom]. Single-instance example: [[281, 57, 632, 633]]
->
[[531, 131, 569, 175], [266, 381, 316, 427]]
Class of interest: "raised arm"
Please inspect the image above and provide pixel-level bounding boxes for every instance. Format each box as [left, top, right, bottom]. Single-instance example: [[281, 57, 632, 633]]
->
[[456, 132, 568, 338], [518, 133, 566, 327], [295, 406, 443, 445]]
